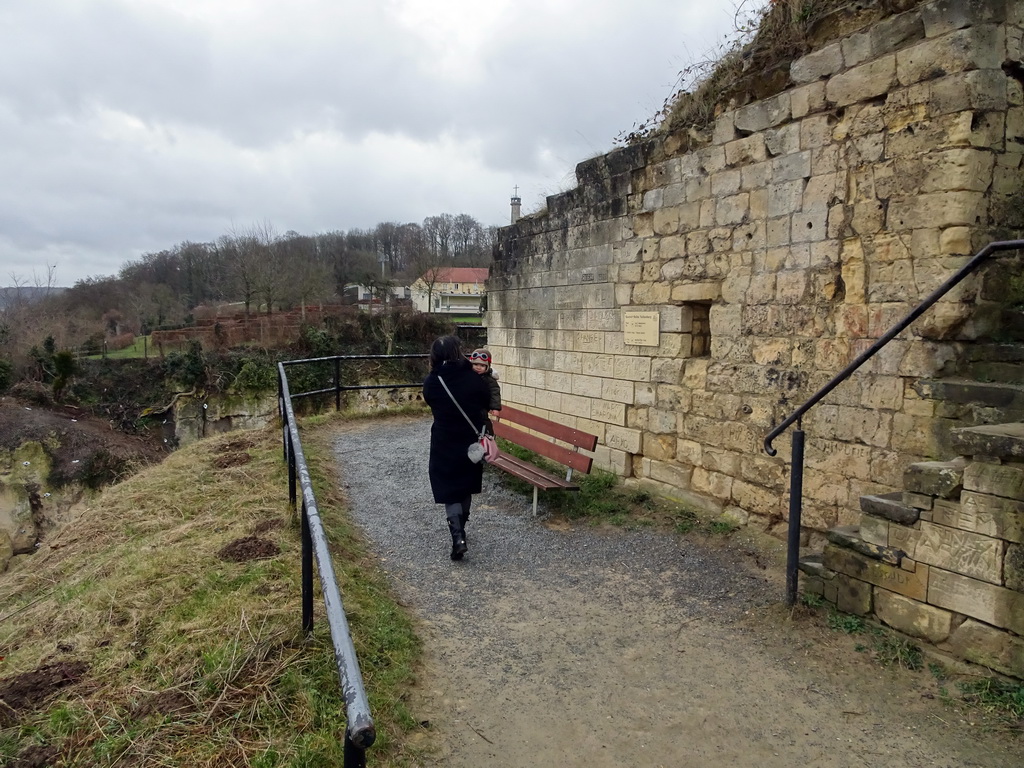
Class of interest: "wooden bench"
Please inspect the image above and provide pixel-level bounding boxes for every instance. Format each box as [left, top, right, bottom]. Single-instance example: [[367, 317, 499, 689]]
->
[[490, 405, 599, 515]]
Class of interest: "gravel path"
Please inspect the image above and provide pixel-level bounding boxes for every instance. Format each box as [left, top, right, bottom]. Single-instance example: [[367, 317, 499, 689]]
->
[[331, 415, 1021, 768]]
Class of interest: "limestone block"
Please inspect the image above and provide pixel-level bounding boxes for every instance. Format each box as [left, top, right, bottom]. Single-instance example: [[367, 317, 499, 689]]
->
[[582, 354, 615, 378], [792, 81, 826, 119], [836, 573, 874, 616], [671, 282, 721, 303], [731, 478, 783, 517], [612, 355, 651, 383], [590, 399, 626, 427], [711, 168, 742, 197], [676, 439, 702, 467], [713, 111, 736, 145], [724, 135, 768, 168], [634, 383, 656, 407], [887, 522, 921, 558], [791, 42, 843, 84], [806, 439, 873, 481], [1006, 543, 1024, 592], [913, 520, 1003, 584], [791, 210, 827, 243], [938, 226, 972, 255], [601, 378, 634, 405], [709, 448, 746, 479], [955, 491, 1024, 543], [904, 459, 965, 499], [734, 93, 792, 134], [570, 374, 603, 399], [930, 568, 1024, 634], [887, 191, 987, 231], [828, 525, 904, 565], [964, 461, 1024, 500], [859, 514, 890, 547], [922, 0, 1006, 38], [643, 433, 676, 461], [945, 619, 1024, 679], [648, 458, 692, 489], [826, 56, 896, 107], [535, 387, 562, 412], [716, 194, 749, 226], [875, 588, 953, 643], [919, 148, 996, 193], [823, 544, 929, 601], [647, 408, 678, 435], [650, 357, 683, 385], [652, 207, 679, 236], [691, 467, 733, 499], [605, 425, 642, 454], [896, 26, 1004, 88], [765, 216, 791, 247], [870, 8, 926, 54], [768, 179, 805, 218], [841, 31, 872, 69], [931, 70, 1008, 116]]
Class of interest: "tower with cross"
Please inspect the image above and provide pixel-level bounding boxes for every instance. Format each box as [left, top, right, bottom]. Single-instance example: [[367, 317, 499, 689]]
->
[[510, 185, 521, 224]]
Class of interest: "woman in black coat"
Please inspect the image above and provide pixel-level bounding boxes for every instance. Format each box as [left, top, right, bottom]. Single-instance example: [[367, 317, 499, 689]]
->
[[422, 335, 492, 560]]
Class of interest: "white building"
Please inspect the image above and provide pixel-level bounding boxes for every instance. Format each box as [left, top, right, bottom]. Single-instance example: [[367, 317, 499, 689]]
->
[[411, 267, 488, 314]]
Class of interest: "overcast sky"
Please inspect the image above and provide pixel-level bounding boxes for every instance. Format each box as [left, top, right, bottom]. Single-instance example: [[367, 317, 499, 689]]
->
[[0, 0, 761, 286]]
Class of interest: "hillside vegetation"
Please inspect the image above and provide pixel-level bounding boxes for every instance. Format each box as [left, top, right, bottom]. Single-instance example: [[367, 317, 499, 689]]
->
[[0, 421, 426, 768]]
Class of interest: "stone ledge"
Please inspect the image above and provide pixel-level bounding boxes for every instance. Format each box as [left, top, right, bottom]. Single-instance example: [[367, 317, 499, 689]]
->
[[903, 458, 965, 499], [860, 491, 921, 524], [950, 422, 1024, 460], [827, 524, 905, 566]]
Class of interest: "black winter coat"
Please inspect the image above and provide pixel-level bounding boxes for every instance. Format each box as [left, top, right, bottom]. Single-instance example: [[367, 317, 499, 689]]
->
[[422, 358, 491, 504]]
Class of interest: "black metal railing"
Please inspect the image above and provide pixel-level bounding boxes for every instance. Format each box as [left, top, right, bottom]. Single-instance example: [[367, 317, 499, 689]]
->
[[276, 353, 427, 766], [764, 239, 1024, 606]]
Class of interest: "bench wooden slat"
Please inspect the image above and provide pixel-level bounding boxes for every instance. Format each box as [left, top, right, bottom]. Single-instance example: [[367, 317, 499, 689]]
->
[[492, 421, 594, 474], [498, 406, 598, 452], [489, 452, 578, 491]]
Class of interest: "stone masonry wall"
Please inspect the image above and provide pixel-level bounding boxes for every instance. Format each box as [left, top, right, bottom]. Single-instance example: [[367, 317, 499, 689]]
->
[[488, 0, 1024, 539]]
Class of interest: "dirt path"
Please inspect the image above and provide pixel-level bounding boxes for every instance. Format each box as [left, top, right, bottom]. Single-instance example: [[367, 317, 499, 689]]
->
[[332, 416, 1021, 767]]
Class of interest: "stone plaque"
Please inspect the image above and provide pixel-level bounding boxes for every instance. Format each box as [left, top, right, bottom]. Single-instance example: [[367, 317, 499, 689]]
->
[[623, 311, 660, 346]]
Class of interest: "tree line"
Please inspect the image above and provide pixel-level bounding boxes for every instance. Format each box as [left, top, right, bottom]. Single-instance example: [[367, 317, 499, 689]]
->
[[0, 213, 496, 383]]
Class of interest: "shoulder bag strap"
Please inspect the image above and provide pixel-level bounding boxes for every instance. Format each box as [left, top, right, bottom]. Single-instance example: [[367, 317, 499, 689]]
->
[[438, 374, 485, 437]]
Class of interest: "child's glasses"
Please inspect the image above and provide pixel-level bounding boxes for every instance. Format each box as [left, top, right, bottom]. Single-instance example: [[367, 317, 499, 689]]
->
[[469, 352, 491, 361]]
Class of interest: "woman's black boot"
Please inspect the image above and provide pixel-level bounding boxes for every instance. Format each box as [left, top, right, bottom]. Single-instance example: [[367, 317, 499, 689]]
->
[[447, 517, 467, 561]]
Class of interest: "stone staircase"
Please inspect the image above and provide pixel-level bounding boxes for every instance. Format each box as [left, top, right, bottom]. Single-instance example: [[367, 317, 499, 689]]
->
[[800, 422, 1024, 680]]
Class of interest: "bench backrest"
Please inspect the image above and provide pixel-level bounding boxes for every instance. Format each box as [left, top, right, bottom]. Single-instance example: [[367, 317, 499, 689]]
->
[[493, 405, 597, 474]]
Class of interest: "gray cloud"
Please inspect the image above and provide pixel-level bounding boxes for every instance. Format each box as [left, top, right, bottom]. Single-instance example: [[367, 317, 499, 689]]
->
[[0, 0, 758, 285]]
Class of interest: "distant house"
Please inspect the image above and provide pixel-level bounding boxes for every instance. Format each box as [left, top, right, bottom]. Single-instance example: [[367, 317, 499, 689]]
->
[[342, 283, 412, 311], [411, 267, 488, 314]]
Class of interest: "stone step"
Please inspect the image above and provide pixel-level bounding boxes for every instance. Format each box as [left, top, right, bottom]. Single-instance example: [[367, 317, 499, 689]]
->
[[826, 524, 905, 566], [950, 422, 1024, 461], [859, 491, 920, 525], [915, 378, 1024, 408], [903, 458, 965, 499]]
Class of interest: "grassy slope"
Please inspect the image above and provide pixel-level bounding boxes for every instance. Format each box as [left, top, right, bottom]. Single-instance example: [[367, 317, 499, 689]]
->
[[0, 422, 425, 768]]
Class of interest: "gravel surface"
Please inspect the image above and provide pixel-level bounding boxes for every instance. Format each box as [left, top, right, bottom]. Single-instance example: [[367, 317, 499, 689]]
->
[[331, 415, 1022, 768]]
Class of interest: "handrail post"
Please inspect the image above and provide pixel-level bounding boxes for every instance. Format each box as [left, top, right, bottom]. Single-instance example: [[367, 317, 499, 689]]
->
[[344, 733, 367, 768], [785, 427, 805, 607], [288, 436, 297, 507], [335, 358, 342, 412], [302, 499, 314, 634]]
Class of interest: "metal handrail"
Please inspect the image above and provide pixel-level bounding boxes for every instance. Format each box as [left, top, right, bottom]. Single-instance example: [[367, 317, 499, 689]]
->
[[276, 352, 430, 766], [763, 239, 1024, 606]]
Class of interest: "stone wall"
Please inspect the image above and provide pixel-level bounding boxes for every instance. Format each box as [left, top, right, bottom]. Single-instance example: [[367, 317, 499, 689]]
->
[[489, 0, 1024, 539], [803, 422, 1024, 679]]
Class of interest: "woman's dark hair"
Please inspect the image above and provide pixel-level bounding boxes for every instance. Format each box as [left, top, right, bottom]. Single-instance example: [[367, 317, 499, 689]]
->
[[429, 335, 463, 370]]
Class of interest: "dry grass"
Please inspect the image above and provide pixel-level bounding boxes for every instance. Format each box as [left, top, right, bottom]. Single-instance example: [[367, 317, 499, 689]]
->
[[619, 0, 930, 146], [0, 422, 426, 767]]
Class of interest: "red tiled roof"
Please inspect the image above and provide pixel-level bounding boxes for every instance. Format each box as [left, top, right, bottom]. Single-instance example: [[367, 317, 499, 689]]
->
[[422, 267, 489, 283]]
